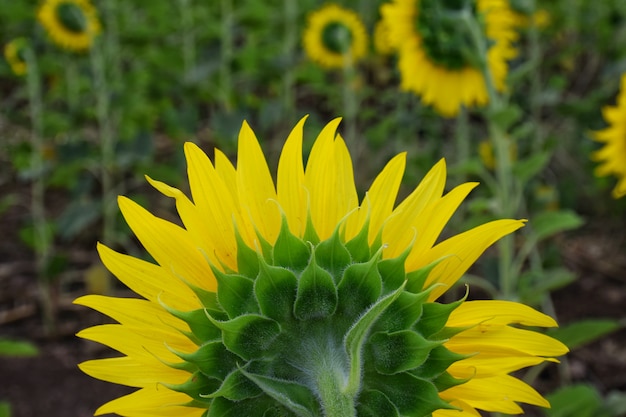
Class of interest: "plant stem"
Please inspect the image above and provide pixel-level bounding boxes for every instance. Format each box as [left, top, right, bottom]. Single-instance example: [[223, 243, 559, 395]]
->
[[24, 46, 55, 335], [312, 347, 356, 417], [342, 56, 359, 155], [220, 0, 234, 111]]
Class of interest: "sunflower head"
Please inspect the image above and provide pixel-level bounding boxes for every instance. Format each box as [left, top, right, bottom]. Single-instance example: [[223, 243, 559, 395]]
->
[[4, 38, 29, 76], [37, 0, 101, 52], [303, 4, 368, 69], [77, 117, 567, 416], [381, 0, 519, 117]]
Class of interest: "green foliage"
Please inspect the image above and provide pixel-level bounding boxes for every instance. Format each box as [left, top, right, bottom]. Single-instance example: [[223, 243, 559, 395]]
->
[[0, 338, 39, 357]]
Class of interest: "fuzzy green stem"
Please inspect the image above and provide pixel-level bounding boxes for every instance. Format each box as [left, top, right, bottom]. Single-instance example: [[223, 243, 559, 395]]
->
[[24, 46, 55, 335], [282, 0, 297, 121], [179, 0, 196, 75], [220, 0, 234, 111], [461, 9, 516, 298], [311, 349, 356, 417]]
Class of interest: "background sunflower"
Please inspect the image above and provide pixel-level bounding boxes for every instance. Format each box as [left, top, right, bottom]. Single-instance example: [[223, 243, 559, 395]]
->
[[37, 0, 101, 52], [4, 38, 28, 76], [303, 4, 368, 69]]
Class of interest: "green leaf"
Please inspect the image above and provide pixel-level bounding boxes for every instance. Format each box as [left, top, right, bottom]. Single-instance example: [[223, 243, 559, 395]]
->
[[549, 319, 621, 350], [530, 210, 584, 242], [0, 339, 38, 357], [239, 370, 318, 417], [175, 341, 238, 380], [490, 104, 523, 130], [236, 227, 261, 279], [273, 217, 311, 272], [412, 346, 467, 379], [208, 314, 281, 360], [368, 330, 440, 375], [337, 256, 382, 320], [314, 228, 352, 280], [415, 299, 464, 339], [367, 372, 454, 416], [356, 390, 400, 417], [294, 249, 338, 320], [162, 308, 221, 343], [344, 219, 371, 263], [207, 395, 280, 417], [513, 151, 551, 183], [0, 401, 10, 417], [374, 289, 429, 333], [377, 250, 410, 294], [213, 268, 259, 318], [254, 261, 298, 322], [165, 371, 220, 405], [343, 283, 405, 395], [205, 369, 262, 401], [544, 384, 606, 417]]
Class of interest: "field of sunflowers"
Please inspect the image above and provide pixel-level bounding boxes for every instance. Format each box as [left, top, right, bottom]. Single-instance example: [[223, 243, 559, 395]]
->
[[1, 0, 625, 417]]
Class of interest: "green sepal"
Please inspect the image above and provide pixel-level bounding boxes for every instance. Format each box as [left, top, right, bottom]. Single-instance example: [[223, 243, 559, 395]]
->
[[415, 299, 464, 339], [344, 218, 371, 263], [254, 260, 298, 322], [368, 330, 441, 375], [207, 395, 283, 417], [235, 227, 261, 279], [239, 368, 318, 417], [356, 390, 400, 417], [173, 270, 223, 312], [405, 259, 443, 293], [373, 287, 432, 333], [273, 216, 311, 272], [433, 371, 469, 392], [161, 305, 221, 343], [175, 341, 239, 380], [314, 227, 352, 280], [207, 314, 281, 360], [212, 267, 259, 318], [164, 371, 220, 406], [377, 247, 411, 294], [302, 212, 320, 246], [294, 248, 338, 320], [337, 255, 382, 321], [204, 369, 263, 401], [344, 282, 406, 395], [367, 372, 456, 416], [411, 345, 468, 380]]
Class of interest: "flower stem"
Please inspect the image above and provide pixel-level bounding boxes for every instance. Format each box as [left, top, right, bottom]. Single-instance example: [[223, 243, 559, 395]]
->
[[311, 347, 356, 417], [24, 46, 55, 335], [342, 56, 359, 155]]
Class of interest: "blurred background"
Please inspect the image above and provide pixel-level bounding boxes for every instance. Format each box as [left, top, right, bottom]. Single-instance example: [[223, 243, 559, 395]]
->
[[0, 0, 625, 416]]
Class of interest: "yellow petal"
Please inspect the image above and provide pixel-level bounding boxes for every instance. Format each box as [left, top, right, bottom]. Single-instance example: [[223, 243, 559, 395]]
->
[[304, 117, 344, 239], [420, 219, 526, 300], [445, 325, 569, 357], [77, 324, 194, 362], [79, 356, 190, 388], [447, 300, 558, 328], [95, 386, 202, 417], [448, 355, 558, 378], [236, 121, 281, 243], [214, 148, 238, 205], [383, 159, 447, 258], [277, 116, 307, 236], [118, 196, 215, 292], [333, 133, 359, 235], [75, 295, 189, 332], [96, 243, 200, 311]]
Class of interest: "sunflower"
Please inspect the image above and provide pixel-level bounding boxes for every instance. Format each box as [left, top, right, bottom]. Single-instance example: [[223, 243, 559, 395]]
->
[[77, 117, 567, 416], [4, 38, 28, 76], [37, 0, 101, 52], [380, 0, 519, 117], [373, 19, 394, 55], [303, 4, 368, 69], [591, 73, 626, 198]]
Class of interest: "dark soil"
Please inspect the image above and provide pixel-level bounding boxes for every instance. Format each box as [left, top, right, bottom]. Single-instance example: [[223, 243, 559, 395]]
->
[[0, 182, 624, 417]]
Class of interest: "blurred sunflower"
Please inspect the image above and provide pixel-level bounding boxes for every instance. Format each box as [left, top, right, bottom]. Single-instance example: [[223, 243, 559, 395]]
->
[[373, 19, 394, 55], [380, 0, 519, 117], [77, 117, 567, 417], [303, 4, 368, 68], [4, 38, 28, 76], [591, 73, 626, 198], [37, 0, 101, 52]]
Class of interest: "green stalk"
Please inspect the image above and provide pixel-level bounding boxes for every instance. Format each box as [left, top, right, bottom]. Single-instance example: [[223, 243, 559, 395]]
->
[[220, 0, 234, 111], [342, 55, 359, 155], [64, 57, 79, 120], [462, 9, 515, 298], [282, 0, 297, 121], [455, 106, 470, 180], [179, 0, 196, 75], [24, 46, 55, 334]]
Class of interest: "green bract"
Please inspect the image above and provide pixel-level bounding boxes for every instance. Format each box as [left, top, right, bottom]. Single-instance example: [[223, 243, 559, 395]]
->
[[163, 218, 466, 417]]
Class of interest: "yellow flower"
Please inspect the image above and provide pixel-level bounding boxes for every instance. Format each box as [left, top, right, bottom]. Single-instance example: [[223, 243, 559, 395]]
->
[[37, 0, 101, 52], [380, 0, 519, 117], [591, 73, 626, 198], [373, 19, 394, 55], [303, 4, 368, 68], [478, 138, 517, 170], [4, 38, 28, 76], [512, 9, 551, 29], [77, 117, 567, 416]]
